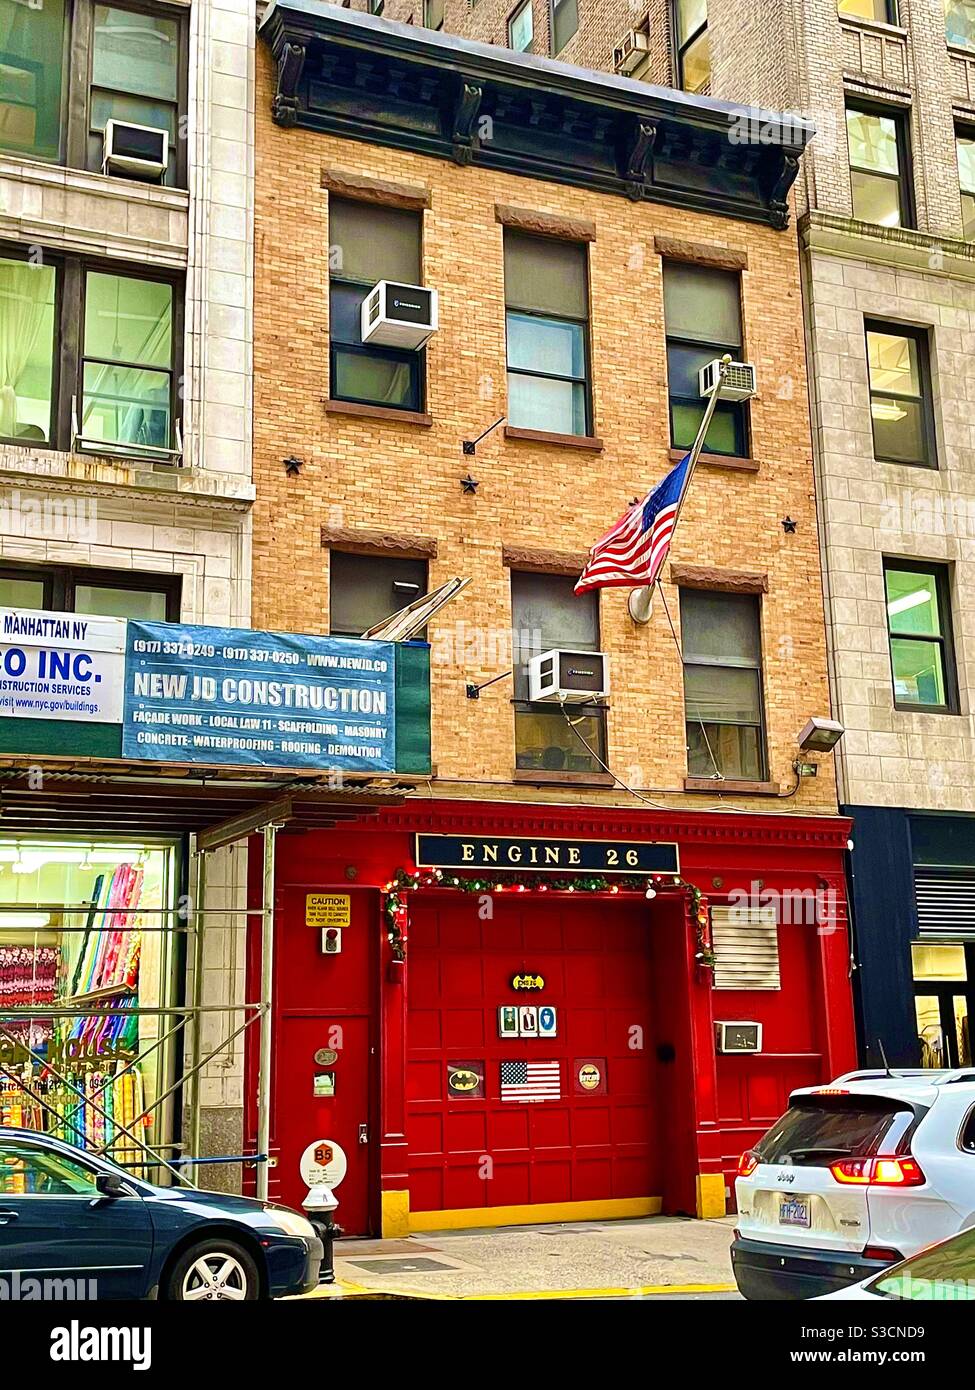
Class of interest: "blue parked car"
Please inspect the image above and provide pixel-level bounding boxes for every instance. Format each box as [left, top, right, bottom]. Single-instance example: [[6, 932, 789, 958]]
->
[[0, 1129, 322, 1300]]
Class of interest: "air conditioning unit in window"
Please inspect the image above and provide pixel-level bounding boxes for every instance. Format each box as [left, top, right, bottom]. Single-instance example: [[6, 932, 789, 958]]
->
[[360, 281, 439, 350], [613, 29, 651, 75], [528, 649, 610, 704], [102, 119, 168, 179], [699, 358, 758, 402], [715, 1021, 763, 1055]]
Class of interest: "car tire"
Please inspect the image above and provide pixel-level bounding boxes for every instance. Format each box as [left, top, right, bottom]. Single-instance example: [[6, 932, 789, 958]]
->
[[165, 1238, 261, 1302]]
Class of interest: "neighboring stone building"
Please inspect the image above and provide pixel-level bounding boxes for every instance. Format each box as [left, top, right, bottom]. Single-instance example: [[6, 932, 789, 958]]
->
[[246, 2, 856, 1234], [393, 1, 975, 1072], [0, 0, 255, 1182]]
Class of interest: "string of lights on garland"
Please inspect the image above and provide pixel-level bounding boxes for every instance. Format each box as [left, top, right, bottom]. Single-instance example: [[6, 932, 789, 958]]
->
[[382, 867, 715, 971]]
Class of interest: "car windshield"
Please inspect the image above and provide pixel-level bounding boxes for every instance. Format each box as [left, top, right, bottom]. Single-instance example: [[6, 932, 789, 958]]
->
[[754, 1097, 917, 1167], [867, 1230, 975, 1301]]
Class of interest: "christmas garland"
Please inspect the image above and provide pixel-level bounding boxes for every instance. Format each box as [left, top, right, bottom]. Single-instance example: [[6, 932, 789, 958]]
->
[[382, 867, 715, 971]]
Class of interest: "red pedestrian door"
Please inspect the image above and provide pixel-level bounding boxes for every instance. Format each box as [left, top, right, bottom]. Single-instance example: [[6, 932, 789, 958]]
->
[[268, 887, 377, 1235]]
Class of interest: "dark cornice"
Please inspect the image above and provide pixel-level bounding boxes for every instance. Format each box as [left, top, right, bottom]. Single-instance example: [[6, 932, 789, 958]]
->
[[258, 1, 811, 228]]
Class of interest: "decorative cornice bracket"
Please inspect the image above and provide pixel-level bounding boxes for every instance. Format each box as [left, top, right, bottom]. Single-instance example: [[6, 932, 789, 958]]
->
[[272, 37, 309, 127], [624, 120, 658, 201], [768, 146, 802, 231], [451, 80, 483, 166]]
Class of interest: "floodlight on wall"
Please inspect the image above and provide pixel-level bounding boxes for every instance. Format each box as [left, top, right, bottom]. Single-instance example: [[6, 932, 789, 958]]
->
[[797, 717, 845, 754]]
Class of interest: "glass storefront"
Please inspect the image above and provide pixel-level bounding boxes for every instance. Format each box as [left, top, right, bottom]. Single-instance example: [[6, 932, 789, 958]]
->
[[912, 942, 972, 1069], [0, 836, 180, 1172]]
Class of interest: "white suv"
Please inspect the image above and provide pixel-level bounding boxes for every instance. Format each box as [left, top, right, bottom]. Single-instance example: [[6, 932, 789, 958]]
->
[[732, 1068, 975, 1299]]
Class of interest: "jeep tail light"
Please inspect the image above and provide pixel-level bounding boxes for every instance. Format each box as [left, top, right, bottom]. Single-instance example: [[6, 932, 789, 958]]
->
[[737, 1149, 759, 1178], [829, 1156, 925, 1187]]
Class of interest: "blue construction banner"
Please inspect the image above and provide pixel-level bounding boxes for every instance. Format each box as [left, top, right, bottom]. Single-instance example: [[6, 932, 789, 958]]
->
[[122, 621, 397, 771]]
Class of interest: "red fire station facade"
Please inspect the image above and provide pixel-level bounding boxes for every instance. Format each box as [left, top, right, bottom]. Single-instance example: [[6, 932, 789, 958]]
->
[[245, 801, 855, 1237]]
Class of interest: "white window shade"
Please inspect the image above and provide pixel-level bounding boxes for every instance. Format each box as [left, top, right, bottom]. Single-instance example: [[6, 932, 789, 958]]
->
[[711, 904, 780, 990]]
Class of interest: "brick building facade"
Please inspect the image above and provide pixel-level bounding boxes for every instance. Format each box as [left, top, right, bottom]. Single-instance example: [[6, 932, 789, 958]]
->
[[241, 3, 856, 1234]]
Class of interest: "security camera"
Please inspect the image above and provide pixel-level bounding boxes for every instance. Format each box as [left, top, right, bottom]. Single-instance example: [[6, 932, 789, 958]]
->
[[797, 717, 845, 754]]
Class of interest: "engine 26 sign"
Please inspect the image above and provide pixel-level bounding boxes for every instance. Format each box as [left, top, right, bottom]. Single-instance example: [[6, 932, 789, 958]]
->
[[415, 834, 679, 875]]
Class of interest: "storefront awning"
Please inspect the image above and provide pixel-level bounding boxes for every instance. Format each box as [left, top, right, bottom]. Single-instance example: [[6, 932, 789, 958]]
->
[[0, 758, 410, 845]]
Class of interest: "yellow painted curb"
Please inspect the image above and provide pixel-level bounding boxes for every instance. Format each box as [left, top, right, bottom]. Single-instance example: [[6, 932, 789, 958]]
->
[[297, 1280, 737, 1300], [465, 1282, 737, 1300]]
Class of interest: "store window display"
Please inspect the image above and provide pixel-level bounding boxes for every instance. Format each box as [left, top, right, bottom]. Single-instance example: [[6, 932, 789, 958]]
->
[[0, 837, 179, 1172]]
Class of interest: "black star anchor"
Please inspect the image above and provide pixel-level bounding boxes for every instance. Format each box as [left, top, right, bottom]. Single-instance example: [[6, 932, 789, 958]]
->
[[460, 474, 479, 494], [781, 516, 797, 533]]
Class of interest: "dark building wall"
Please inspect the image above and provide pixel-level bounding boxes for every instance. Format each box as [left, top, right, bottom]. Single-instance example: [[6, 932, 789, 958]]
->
[[844, 805, 918, 1070]]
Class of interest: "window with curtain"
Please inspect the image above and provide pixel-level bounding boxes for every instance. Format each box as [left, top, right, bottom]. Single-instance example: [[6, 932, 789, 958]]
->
[[88, 5, 180, 185], [508, 0, 533, 52], [680, 588, 766, 781], [504, 231, 590, 436], [328, 198, 424, 412], [423, 0, 445, 28], [664, 261, 746, 457], [0, 0, 67, 161], [0, 256, 57, 443], [511, 571, 604, 776], [551, 0, 578, 54], [846, 103, 912, 227], [675, 0, 709, 93], [947, 0, 975, 50], [81, 271, 174, 451], [883, 561, 957, 712], [329, 551, 427, 637], [958, 129, 975, 237], [865, 321, 935, 466]]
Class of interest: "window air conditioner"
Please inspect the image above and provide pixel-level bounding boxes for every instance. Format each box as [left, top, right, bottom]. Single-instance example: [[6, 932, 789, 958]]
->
[[715, 1021, 763, 1054], [613, 30, 651, 75], [699, 358, 758, 402], [360, 281, 439, 350], [103, 119, 168, 179], [528, 649, 610, 704]]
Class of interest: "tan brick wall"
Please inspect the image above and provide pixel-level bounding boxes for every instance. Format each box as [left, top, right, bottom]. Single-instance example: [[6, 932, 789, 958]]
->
[[253, 44, 837, 814], [377, 1, 674, 83]]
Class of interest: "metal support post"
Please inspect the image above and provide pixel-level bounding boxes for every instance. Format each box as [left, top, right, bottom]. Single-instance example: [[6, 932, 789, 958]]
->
[[256, 823, 279, 1201]]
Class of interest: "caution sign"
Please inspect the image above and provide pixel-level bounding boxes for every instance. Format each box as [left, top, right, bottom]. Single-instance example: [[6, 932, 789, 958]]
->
[[306, 893, 351, 928]]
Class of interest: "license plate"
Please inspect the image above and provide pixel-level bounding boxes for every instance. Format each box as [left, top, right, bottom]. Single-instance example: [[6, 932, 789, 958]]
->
[[779, 1197, 810, 1228]]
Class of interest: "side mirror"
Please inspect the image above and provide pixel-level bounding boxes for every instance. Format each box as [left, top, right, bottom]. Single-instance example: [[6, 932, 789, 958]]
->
[[95, 1172, 126, 1199]]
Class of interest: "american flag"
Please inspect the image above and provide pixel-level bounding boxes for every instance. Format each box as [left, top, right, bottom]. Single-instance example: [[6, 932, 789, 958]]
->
[[500, 1060, 561, 1103], [574, 453, 691, 595]]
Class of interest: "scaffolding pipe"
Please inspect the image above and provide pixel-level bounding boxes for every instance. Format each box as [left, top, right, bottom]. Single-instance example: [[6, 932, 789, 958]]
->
[[187, 840, 207, 1170], [256, 823, 279, 1202]]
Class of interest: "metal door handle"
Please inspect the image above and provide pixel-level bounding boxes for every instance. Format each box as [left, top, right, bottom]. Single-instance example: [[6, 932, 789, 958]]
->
[[358, 1123, 368, 1145], [0, 1209, 18, 1225]]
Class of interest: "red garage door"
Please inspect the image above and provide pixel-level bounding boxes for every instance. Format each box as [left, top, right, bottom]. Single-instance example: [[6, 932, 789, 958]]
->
[[406, 893, 661, 1218]]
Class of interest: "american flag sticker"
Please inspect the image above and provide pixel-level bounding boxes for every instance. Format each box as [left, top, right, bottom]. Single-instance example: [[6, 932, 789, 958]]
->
[[500, 1059, 561, 1103]]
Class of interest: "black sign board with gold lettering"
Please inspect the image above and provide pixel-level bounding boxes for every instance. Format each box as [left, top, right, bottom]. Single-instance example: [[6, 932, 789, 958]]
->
[[415, 834, 679, 876]]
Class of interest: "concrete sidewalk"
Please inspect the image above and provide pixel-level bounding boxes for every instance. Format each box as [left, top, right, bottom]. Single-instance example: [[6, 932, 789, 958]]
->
[[302, 1215, 738, 1300]]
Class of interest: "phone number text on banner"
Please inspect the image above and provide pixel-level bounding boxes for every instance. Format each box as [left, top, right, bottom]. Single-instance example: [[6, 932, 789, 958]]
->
[[122, 621, 397, 771]]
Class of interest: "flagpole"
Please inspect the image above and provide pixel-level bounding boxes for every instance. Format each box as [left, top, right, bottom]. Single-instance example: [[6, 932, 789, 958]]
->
[[627, 354, 730, 625]]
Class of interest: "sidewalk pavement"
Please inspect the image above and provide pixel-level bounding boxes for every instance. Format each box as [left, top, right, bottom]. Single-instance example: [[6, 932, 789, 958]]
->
[[301, 1214, 738, 1300]]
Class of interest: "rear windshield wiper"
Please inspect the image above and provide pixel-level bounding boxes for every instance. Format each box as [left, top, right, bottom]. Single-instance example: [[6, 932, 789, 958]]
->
[[782, 1145, 854, 1160]]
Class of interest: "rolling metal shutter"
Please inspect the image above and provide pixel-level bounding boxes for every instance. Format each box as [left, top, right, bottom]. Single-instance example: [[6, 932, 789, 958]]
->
[[913, 866, 975, 939], [711, 904, 780, 990]]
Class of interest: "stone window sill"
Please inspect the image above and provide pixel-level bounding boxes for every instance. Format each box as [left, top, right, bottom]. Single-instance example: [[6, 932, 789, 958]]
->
[[668, 447, 759, 473], [684, 777, 781, 796], [513, 769, 615, 788], [505, 425, 603, 451], [325, 399, 433, 427]]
